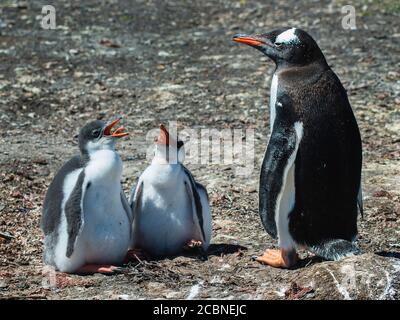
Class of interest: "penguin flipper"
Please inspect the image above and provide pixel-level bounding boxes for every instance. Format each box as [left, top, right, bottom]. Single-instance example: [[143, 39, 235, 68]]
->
[[357, 186, 364, 218], [183, 167, 206, 244], [309, 239, 362, 261], [129, 177, 139, 210], [129, 179, 143, 220], [64, 170, 88, 258], [259, 120, 298, 239], [194, 182, 212, 249], [120, 186, 133, 225], [41, 155, 82, 236]]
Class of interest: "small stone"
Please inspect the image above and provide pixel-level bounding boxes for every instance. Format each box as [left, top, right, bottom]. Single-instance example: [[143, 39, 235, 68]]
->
[[158, 51, 171, 57], [244, 187, 257, 193], [373, 190, 392, 199], [11, 191, 23, 198], [32, 157, 48, 165], [99, 39, 120, 48], [74, 71, 83, 78]]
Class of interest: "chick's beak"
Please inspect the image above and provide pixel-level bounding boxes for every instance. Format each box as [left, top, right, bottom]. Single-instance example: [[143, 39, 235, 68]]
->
[[156, 124, 170, 145], [103, 118, 129, 138]]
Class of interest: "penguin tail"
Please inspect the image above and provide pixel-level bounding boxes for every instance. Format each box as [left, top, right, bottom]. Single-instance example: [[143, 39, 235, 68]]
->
[[308, 239, 362, 261]]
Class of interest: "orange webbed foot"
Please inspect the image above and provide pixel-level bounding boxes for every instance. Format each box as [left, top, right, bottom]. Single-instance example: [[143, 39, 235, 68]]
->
[[256, 248, 298, 268], [75, 264, 123, 275]]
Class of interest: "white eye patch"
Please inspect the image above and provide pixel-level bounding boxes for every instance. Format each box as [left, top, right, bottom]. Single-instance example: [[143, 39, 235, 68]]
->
[[275, 28, 299, 44]]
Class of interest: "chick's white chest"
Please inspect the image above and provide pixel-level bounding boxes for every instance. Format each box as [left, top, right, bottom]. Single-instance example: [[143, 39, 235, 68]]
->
[[133, 165, 194, 255], [82, 150, 130, 262]]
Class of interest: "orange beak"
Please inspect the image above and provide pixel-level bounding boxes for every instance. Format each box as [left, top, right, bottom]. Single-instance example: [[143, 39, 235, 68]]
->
[[103, 118, 129, 138], [156, 124, 170, 145], [232, 35, 263, 46]]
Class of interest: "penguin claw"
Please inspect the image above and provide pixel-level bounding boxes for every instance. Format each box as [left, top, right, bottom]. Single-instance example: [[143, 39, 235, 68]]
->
[[184, 239, 203, 249], [109, 266, 126, 274], [183, 240, 208, 260]]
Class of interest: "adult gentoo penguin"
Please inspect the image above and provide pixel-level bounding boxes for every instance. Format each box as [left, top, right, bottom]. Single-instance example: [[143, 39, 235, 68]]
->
[[233, 28, 363, 268], [41, 118, 132, 274], [129, 124, 212, 258]]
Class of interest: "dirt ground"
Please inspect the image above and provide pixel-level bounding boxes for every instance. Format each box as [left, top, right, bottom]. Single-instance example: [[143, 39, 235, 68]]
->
[[0, 0, 399, 300]]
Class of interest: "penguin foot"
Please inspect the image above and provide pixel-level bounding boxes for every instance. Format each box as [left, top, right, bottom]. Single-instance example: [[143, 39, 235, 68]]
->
[[75, 264, 123, 275], [256, 248, 298, 269], [184, 240, 207, 261], [184, 239, 203, 249]]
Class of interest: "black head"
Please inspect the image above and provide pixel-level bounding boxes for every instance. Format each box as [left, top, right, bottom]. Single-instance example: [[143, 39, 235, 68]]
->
[[78, 119, 128, 155], [233, 27, 327, 68]]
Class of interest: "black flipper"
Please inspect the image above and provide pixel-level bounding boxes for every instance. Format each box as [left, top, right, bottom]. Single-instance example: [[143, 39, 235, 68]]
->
[[64, 170, 87, 258], [41, 156, 82, 236], [182, 165, 206, 242], [309, 239, 362, 261], [129, 177, 140, 211], [259, 95, 298, 239], [195, 182, 209, 201], [41, 155, 83, 265], [130, 181, 143, 218], [120, 187, 133, 225], [357, 186, 364, 218]]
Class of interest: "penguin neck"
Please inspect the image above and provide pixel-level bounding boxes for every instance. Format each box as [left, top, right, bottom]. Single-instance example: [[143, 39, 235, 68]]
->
[[80, 151, 91, 165], [274, 60, 329, 87], [152, 154, 181, 165], [146, 161, 183, 188], [153, 145, 183, 165], [84, 149, 122, 182]]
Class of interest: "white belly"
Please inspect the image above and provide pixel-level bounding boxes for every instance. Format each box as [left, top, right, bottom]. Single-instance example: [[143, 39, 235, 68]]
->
[[53, 150, 131, 272], [132, 171, 195, 257], [82, 183, 130, 263]]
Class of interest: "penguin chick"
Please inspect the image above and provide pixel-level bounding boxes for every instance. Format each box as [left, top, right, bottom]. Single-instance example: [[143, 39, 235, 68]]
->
[[129, 124, 212, 258], [41, 119, 132, 274]]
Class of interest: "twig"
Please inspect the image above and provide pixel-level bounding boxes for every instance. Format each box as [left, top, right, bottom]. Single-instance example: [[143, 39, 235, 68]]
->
[[0, 232, 14, 240], [134, 254, 143, 265]]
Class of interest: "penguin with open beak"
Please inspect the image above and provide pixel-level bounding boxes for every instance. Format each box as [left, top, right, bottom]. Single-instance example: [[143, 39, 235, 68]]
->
[[233, 28, 363, 268], [41, 118, 132, 274], [129, 124, 212, 258]]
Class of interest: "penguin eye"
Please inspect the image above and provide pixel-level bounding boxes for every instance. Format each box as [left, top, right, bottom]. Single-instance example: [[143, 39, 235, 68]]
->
[[275, 42, 283, 48], [91, 129, 102, 138]]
